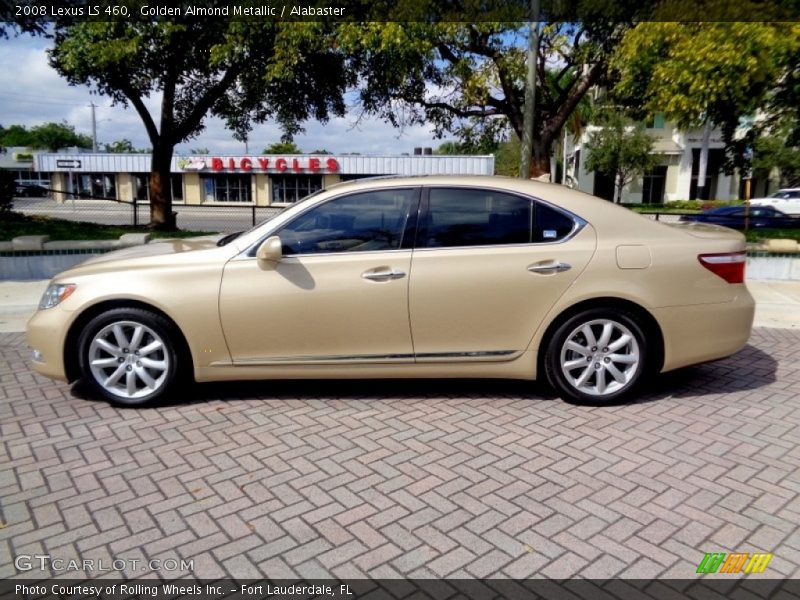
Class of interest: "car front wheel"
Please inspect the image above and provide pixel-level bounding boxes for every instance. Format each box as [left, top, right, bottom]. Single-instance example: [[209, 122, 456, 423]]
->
[[544, 308, 650, 405], [77, 308, 182, 407]]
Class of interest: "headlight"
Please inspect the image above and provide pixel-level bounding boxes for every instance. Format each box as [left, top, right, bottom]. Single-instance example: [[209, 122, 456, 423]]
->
[[38, 283, 77, 310]]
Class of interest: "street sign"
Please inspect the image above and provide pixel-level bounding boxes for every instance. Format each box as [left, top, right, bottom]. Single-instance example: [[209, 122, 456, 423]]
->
[[56, 159, 81, 168]]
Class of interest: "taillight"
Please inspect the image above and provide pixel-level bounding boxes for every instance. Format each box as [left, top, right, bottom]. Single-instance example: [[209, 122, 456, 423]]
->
[[698, 251, 746, 283]]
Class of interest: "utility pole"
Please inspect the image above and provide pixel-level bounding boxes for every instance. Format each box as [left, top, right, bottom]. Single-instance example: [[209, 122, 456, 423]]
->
[[519, 0, 540, 179], [90, 101, 97, 152]]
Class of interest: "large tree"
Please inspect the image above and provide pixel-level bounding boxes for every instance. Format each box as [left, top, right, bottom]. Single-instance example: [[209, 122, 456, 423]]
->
[[49, 19, 352, 229], [0, 121, 92, 151], [342, 7, 649, 178]]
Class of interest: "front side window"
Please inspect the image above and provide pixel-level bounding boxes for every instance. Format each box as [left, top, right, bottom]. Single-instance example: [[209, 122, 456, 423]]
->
[[277, 188, 416, 255]]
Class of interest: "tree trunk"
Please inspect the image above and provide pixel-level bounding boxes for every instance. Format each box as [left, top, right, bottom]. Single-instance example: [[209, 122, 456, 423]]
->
[[149, 144, 176, 231], [528, 139, 551, 179]]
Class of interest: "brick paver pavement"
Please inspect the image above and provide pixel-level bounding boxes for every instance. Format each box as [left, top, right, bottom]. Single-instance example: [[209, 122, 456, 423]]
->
[[1, 329, 799, 579]]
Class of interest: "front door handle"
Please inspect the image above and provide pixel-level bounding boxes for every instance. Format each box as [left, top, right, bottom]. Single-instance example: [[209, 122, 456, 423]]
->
[[362, 267, 406, 282], [527, 261, 572, 274]]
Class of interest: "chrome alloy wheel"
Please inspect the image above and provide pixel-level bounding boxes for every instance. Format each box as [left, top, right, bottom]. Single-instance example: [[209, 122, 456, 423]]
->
[[88, 320, 170, 400], [559, 318, 640, 397]]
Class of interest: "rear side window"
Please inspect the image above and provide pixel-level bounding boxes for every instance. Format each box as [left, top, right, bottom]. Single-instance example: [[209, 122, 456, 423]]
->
[[420, 188, 576, 248], [422, 188, 532, 247], [533, 203, 576, 242]]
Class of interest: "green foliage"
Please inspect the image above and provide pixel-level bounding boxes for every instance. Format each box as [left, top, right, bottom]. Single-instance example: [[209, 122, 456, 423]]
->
[[612, 17, 800, 175], [103, 139, 149, 153], [47, 17, 354, 228], [340, 11, 651, 175], [751, 121, 800, 188], [190, 147, 210, 155], [624, 200, 743, 212], [493, 136, 521, 177], [262, 141, 303, 154], [0, 169, 15, 217], [585, 113, 657, 203], [0, 122, 91, 151]]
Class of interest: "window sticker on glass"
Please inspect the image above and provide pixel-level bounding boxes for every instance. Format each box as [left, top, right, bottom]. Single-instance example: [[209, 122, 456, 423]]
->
[[543, 230, 558, 239]]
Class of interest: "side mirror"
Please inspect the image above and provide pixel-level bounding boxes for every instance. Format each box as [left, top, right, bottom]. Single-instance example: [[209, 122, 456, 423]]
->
[[256, 235, 282, 265]]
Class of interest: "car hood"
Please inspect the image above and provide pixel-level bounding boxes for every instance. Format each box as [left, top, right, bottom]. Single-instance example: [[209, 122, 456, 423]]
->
[[79, 236, 223, 265], [55, 235, 229, 279]]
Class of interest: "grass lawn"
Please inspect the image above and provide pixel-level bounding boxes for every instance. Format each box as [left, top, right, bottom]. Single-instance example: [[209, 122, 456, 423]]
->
[[0, 213, 216, 241]]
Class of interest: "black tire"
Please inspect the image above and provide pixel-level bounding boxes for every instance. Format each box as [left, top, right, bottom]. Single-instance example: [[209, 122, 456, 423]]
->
[[544, 308, 650, 406], [77, 308, 184, 407]]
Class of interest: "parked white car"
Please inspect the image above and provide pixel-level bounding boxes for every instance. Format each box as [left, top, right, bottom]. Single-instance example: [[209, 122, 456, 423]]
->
[[750, 188, 800, 215]]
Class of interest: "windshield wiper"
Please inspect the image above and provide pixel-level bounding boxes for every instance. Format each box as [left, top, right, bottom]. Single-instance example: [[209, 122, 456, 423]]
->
[[217, 231, 244, 247]]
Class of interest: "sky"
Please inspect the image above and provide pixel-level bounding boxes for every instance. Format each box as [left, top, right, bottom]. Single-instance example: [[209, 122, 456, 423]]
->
[[0, 34, 444, 155]]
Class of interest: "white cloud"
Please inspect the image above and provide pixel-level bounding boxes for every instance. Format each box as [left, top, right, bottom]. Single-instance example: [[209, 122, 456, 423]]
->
[[0, 35, 444, 155]]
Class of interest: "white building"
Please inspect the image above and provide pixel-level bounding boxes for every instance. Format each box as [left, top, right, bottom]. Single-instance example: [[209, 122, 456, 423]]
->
[[565, 115, 743, 203], [34, 152, 495, 206]]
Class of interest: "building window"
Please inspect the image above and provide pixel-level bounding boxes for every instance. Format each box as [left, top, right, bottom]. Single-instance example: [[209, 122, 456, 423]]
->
[[202, 174, 252, 203], [12, 170, 50, 188], [134, 174, 184, 202], [641, 166, 667, 203], [646, 113, 665, 129], [271, 175, 323, 204], [76, 173, 116, 199]]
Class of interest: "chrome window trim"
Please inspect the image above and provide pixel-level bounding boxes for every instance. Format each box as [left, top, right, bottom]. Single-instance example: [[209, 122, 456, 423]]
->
[[236, 183, 588, 260]]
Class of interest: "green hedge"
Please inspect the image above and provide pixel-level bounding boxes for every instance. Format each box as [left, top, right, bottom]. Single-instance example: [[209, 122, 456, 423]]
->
[[621, 200, 744, 211]]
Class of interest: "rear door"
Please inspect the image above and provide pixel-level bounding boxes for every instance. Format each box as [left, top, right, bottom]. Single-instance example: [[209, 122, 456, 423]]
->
[[407, 187, 596, 360]]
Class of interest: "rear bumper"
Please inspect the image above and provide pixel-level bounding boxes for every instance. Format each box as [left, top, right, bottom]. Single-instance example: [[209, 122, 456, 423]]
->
[[654, 287, 755, 372]]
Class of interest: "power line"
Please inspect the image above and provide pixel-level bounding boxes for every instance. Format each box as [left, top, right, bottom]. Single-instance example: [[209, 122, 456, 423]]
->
[[0, 92, 112, 108]]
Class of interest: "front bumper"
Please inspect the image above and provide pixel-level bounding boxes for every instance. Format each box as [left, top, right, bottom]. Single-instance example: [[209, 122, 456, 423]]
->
[[26, 306, 73, 382]]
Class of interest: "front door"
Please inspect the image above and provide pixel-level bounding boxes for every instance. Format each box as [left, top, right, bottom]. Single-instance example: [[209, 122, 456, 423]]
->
[[219, 187, 419, 364]]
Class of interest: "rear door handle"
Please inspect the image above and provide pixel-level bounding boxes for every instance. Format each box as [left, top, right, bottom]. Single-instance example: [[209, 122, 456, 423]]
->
[[362, 267, 406, 282], [528, 262, 571, 274]]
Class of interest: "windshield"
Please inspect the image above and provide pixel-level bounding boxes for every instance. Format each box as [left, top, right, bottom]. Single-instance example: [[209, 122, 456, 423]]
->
[[217, 186, 331, 246]]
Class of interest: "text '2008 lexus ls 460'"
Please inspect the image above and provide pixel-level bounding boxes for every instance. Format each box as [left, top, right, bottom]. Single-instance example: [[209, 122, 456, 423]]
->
[[26, 176, 754, 407]]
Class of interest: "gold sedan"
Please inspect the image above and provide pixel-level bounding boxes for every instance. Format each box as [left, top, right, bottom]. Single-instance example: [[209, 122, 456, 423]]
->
[[27, 176, 754, 406]]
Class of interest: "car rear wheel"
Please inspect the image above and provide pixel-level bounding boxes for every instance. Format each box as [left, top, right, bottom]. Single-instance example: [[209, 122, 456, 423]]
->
[[544, 308, 649, 405], [77, 308, 182, 407]]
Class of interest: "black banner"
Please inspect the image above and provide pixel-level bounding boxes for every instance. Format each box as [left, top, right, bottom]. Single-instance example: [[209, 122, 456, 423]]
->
[[2, 579, 800, 600]]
